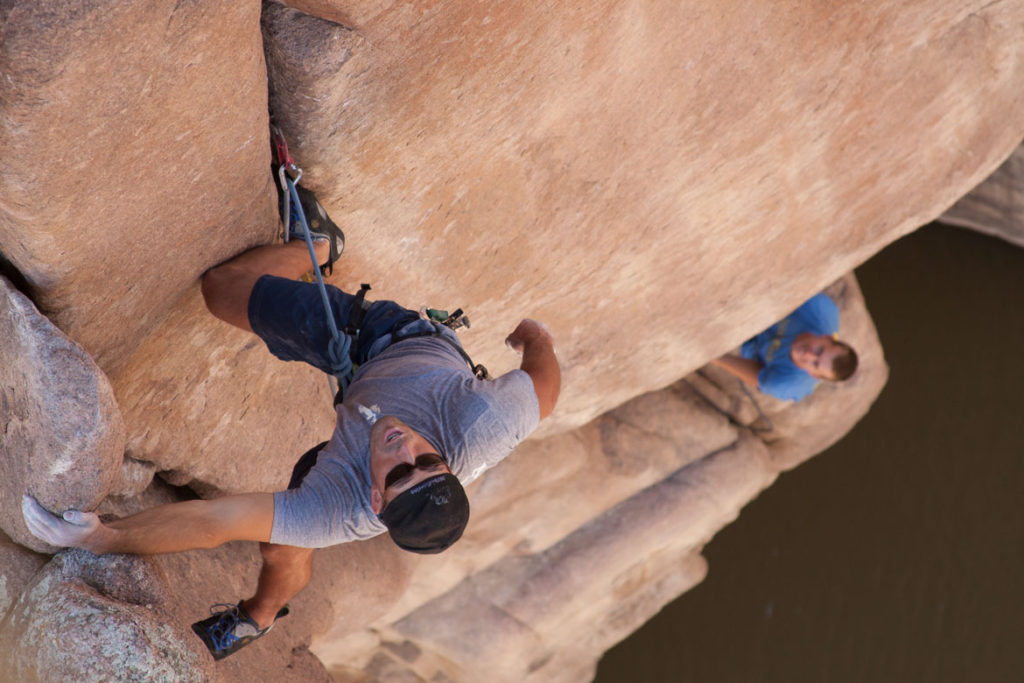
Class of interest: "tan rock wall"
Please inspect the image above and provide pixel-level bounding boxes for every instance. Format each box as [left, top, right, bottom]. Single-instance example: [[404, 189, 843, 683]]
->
[[0, 0, 1019, 680], [67, 0, 1023, 498], [0, 0, 277, 373], [263, 0, 1024, 444]]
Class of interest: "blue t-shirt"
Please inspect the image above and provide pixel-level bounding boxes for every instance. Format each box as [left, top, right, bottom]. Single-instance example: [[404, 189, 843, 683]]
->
[[740, 293, 839, 401], [271, 327, 540, 548]]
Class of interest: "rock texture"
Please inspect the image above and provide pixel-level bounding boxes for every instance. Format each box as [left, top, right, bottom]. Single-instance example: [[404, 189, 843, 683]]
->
[[0, 532, 47, 622], [0, 0, 278, 373], [108, 283, 336, 497], [0, 548, 211, 682], [36, 0, 1018, 499], [941, 141, 1024, 247], [0, 275, 125, 552], [0, 482, 336, 683], [262, 0, 1024, 441], [0, 0, 1021, 680]]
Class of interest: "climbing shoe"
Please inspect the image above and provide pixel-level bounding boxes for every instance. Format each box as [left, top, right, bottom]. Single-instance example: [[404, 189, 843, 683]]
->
[[291, 184, 345, 275], [191, 601, 289, 661], [277, 176, 345, 276]]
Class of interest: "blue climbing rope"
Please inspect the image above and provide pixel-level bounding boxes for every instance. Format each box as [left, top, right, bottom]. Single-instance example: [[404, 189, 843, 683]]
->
[[282, 173, 354, 398]]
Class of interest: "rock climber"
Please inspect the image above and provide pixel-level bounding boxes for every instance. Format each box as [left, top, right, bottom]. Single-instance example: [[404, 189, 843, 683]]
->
[[711, 291, 857, 401], [22, 220, 560, 660]]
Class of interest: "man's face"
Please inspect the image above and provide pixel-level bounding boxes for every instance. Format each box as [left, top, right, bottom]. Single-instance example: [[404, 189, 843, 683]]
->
[[369, 415, 451, 514], [790, 334, 846, 380]]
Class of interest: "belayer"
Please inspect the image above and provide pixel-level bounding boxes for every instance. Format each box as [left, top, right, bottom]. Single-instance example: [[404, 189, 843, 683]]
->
[[712, 292, 857, 401], [23, 182, 560, 659]]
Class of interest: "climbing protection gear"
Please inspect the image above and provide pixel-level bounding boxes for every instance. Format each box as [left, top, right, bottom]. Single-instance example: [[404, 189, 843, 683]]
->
[[424, 307, 471, 331], [391, 320, 490, 381], [271, 123, 345, 275]]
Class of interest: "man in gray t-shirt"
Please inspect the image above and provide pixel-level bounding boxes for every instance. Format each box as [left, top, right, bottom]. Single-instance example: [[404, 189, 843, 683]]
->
[[22, 238, 561, 661]]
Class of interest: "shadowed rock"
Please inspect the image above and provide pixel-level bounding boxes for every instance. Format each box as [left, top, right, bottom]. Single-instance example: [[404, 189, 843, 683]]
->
[[941, 141, 1024, 248], [0, 531, 47, 623]]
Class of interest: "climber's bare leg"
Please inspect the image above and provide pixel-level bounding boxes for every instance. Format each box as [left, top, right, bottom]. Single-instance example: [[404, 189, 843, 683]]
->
[[242, 543, 314, 629], [201, 240, 330, 332]]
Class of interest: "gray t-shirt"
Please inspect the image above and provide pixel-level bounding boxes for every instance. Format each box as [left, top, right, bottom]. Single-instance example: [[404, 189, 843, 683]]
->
[[270, 324, 539, 547]]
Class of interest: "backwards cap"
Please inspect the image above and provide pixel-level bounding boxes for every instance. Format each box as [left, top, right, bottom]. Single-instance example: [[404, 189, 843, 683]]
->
[[379, 473, 469, 554]]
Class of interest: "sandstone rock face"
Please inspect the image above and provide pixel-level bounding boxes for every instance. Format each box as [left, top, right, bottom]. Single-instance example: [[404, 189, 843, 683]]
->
[[0, 276, 125, 553], [0, 0, 1018, 680], [66, 0, 1023, 499], [263, 0, 1024, 443], [0, 0, 279, 374], [941, 141, 1024, 247], [107, 283, 337, 496]]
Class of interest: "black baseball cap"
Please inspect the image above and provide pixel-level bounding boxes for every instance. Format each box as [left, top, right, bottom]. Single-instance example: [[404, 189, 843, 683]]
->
[[379, 473, 469, 554]]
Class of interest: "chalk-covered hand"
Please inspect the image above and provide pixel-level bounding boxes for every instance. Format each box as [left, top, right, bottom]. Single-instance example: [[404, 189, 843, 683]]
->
[[22, 495, 100, 549], [505, 319, 554, 355]]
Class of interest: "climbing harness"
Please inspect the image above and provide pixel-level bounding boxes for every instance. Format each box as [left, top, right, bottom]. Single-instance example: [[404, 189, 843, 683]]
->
[[391, 319, 490, 381], [270, 121, 488, 406]]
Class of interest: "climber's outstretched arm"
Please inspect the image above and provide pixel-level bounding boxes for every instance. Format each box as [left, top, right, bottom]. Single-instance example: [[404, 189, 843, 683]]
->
[[711, 354, 763, 387], [22, 493, 273, 555]]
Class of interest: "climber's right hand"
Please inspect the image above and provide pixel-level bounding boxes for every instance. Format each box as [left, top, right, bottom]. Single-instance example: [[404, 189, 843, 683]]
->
[[22, 494, 101, 549]]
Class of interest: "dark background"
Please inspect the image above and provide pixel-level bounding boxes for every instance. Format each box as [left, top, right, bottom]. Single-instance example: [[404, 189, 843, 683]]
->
[[595, 223, 1024, 683]]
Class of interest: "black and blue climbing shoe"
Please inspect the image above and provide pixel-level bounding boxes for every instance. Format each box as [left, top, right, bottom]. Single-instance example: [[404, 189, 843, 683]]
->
[[269, 119, 345, 275], [191, 601, 290, 661], [288, 183, 345, 275]]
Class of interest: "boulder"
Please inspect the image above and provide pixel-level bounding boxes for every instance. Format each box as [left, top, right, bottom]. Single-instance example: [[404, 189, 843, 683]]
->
[[92, 0, 1024, 498], [941, 141, 1024, 248], [0, 549, 212, 682], [96, 481, 336, 682], [0, 275, 125, 552], [0, 0, 1019, 679], [0, 0, 1014, 498]]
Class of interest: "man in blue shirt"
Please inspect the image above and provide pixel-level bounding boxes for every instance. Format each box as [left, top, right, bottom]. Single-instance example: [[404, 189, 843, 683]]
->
[[712, 292, 857, 401]]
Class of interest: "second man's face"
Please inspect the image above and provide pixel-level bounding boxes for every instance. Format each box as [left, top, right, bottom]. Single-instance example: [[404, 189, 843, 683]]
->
[[790, 335, 845, 380]]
